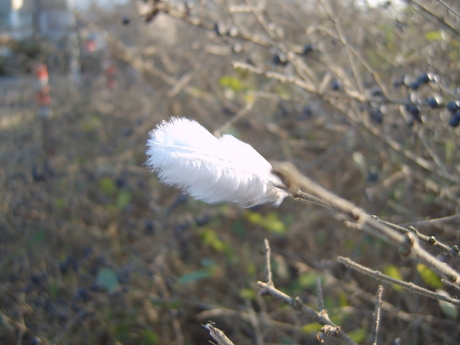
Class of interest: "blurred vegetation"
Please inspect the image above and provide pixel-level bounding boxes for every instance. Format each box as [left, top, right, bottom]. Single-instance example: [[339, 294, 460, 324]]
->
[[1, 0, 460, 344]]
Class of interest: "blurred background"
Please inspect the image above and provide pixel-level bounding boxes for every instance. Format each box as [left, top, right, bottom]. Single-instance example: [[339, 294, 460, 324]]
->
[[1, 0, 460, 344]]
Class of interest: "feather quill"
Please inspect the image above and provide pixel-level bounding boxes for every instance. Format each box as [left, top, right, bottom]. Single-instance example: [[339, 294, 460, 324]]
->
[[146, 117, 288, 207]]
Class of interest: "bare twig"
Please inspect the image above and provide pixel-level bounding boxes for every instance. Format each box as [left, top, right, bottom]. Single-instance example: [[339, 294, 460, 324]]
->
[[272, 161, 460, 284], [338, 257, 460, 307], [263, 238, 273, 286], [437, 0, 460, 19], [76, 13, 217, 105], [371, 216, 460, 259], [407, 0, 460, 40], [371, 286, 384, 345], [256, 282, 357, 345], [203, 323, 235, 345], [401, 213, 460, 228], [316, 277, 325, 312]]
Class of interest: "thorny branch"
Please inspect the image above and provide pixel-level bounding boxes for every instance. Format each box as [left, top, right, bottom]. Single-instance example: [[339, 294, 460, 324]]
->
[[257, 240, 358, 345], [371, 286, 384, 345], [272, 161, 460, 285], [338, 257, 460, 307]]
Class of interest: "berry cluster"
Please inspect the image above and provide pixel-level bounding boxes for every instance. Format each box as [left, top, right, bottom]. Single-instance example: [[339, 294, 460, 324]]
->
[[447, 101, 460, 128]]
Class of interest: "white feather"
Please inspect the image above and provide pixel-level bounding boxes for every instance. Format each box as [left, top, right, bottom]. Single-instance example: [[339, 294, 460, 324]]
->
[[146, 117, 288, 207]]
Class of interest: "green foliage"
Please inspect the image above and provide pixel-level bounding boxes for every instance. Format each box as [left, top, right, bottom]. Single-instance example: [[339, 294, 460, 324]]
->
[[116, 189, 132, 209], [347, 327, 367, 344], [424, 31, 444, 41], [32, 229, 47, 245], [244, 211, 287, 234], [416, 263, 443, 289], [301, 322, 322, 334], [219, 75, 246, 93], [200, 228, 232, 254], [97, 267, 119, 291], [178, 269, 212, 285], [298, 273, 319, 289], [141, 330, 160, 345], [99, 177, 117, 195], [436, 290, 458, 319], [383, 264, 403, 291], [239, 288, 256, 300]]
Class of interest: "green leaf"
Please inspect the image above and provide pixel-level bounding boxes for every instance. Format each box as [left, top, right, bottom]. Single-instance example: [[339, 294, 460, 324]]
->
[[97, 267, 119, 291], [178, 269, 211, 285], [33, 229, 47, 244], [200, 257, 217, 268], [425, 31, 443, 41], [219, 75, 244, 92], [301, 323, 322, 334], [116, 190, 131, 209], [436, 289, 458, 319], [239, 288, 256, 300], [298, 273, 318, 288], [446, 140, 454, 164], [417, 263, 443, 289], [383, 264, 403, 291], [142, 330, 159, 345], [200, 228, 231, 253], [262, 212, 287, 234], [348, 328, 367, 343], [99, 177, 117, 195], [48, 283, 59, 297], [55, 198, 67, 208], [232, 220, 246, 237]]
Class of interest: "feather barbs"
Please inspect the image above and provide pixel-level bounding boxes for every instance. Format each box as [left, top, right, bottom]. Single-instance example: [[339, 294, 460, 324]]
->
[[146, 117, 288, 207]]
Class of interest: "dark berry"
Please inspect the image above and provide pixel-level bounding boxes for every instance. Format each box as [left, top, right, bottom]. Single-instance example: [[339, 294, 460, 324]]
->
[[368, 107, 383, 124], [115, 177, 127, 188], [74, 288, 91, 302], [409, 81, 420, 90], [371, 88, 383, 97], [302, 44, 314, 55], [273, 52, 288, 66], [406, 105, 421, 122], [426, 96, 442, 108], [449, 115, 460, 128], [446, 100, 460, 114], [367, 170, 379, 183], [298, 105, 313, 120], [195, 214, 211, 227], [393, 75, 409, 88], [31, 165, 46, 182], [331, 80, 341, 91], [28, 337, 41, 345], [145, 220, 155, 234], [417, 72, 435, 84], [30, 273, 47, 285]]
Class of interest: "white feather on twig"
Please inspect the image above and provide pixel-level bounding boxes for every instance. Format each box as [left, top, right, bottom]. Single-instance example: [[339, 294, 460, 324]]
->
[[146, 117, 288, 207]]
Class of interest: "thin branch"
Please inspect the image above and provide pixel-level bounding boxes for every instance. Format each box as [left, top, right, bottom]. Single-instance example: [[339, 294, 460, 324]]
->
[[76, 13, 217, 105], [318, 0, 364, 94], [408, 0, 460, 40], [437, 0, 460, 19], [263, 238, 273, 286], [401, 213, 460, 228], [371, 286, 384, 345], [272, 161, 460, 284], [371, 216, 460, 259], [338, 257, 460, 307], [256, 282, 357, 345], [316, 277, 325, 312], [203, 323, 235, 345]]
